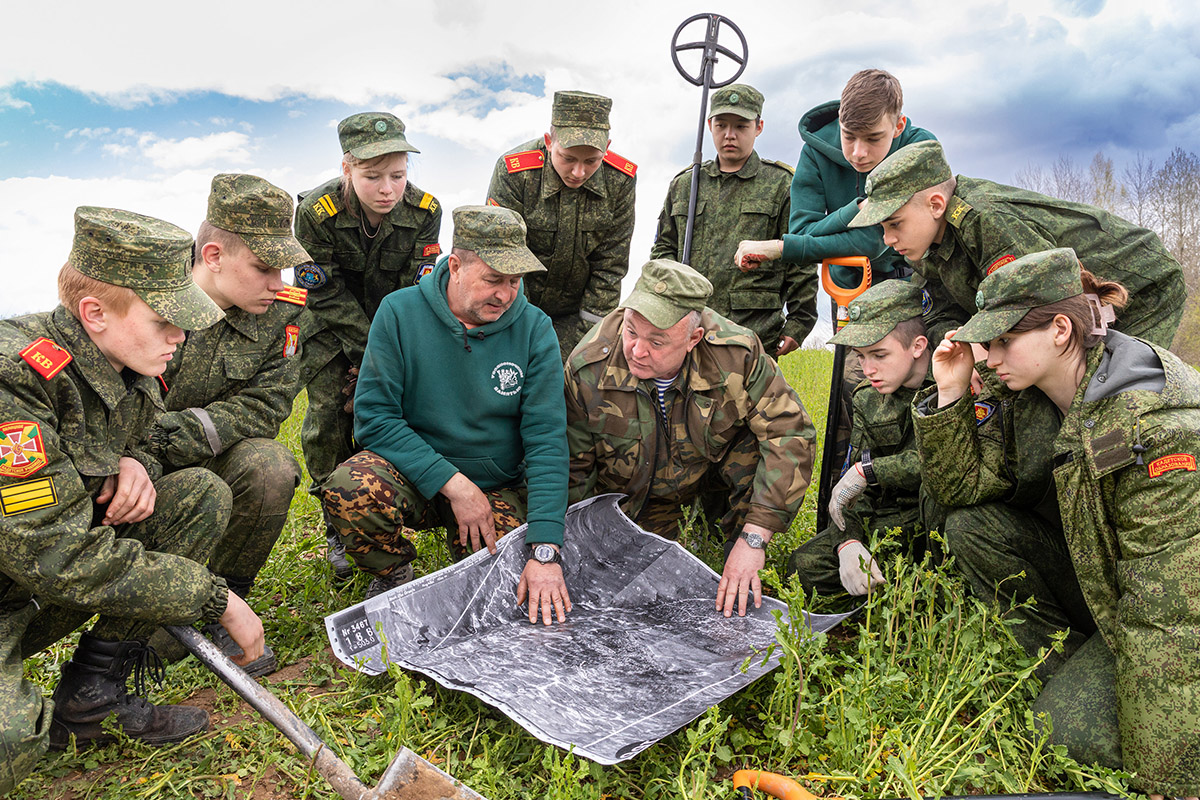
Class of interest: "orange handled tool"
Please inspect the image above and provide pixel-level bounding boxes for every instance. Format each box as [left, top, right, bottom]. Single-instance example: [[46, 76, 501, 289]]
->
[[732, 770, 822, 800], [820, 256, 873, 330]]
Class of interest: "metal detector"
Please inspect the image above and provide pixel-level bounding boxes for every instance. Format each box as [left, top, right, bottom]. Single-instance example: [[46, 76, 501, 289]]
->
[[670, 12, 748, 264]]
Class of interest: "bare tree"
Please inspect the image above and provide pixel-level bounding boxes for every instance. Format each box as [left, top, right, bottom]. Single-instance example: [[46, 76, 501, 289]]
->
[[1088, 152, 1119, 213], [1150, 147, 1200, 293], [1051, 155, 1090, 202], [1013, 162, 1052, 194], [1120, 152, 1157, 228]]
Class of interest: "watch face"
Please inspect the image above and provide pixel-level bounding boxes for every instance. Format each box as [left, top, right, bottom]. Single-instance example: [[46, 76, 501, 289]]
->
[[533, 544, 557, 563], [741, 532, 765, 549]]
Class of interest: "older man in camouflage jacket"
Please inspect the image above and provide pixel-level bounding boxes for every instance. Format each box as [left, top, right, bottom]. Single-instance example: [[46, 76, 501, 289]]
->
[[565, 259, 816, 617]]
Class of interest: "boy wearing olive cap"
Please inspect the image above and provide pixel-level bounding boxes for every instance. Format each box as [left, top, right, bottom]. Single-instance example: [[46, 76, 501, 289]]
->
[[144, 174, 314, 677], [850, 139, 1186, 349], [488, 90, 637, 360], [322, 206, 571, 626], [651, 84, 817, 357], [0, 208, 266, 792], [565, 259, 816, 618], [786, 281, 937, 600]]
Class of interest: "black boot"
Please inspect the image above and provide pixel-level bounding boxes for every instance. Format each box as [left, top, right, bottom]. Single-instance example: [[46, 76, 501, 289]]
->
[[48, 632, 209, 750], [326, 523, 353, 583]]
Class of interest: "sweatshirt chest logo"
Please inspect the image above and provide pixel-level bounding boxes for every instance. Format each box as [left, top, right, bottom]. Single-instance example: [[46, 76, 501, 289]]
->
[[491, 362, 524, 396]]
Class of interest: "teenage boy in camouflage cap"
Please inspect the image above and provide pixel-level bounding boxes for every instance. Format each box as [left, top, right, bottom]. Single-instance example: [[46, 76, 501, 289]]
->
[[786, 280, 937, 600], [487, 90, 637, 360], [144, 174, 312, 677], [850, 140, 1186, 348], [565, 259, 816, 618], [0, 208, 266, 793], [322, 206, 571, 624], [651, 84, 816, 356]]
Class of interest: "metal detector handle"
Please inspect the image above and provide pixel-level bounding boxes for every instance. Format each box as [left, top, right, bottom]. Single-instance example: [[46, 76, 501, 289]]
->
[[166, 625, 486, 800], [670, 13, 748, 264], [814, 257, 872, 532]]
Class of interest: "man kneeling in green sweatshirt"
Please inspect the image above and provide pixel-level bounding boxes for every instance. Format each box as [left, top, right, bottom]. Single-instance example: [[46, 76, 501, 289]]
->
[[322, 205, 571, 625]]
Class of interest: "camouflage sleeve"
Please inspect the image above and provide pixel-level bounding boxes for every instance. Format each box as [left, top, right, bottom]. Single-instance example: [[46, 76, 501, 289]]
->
[[911, 270, 969, 348], [776, 191, 819, 345], [123, 385, 165, 480], [912, 382, 1016, 506], [486, 157, 525, 219], [295, 206, 373, 364], [580, 175, 635, 318], [407, 200, 443, 278], [151, 326, 303, 467], [1099, 417, 1200, 795], [564, 363, 599, 504], [0, 371, 224, 623], [959, 207, 1057, 277], [743, 348, 817, 531], [856, 390, 923, 493], [649, 176, 683, 262]]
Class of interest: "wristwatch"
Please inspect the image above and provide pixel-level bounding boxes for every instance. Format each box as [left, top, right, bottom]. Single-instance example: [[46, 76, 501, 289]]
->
[[529, 543, 562, 565], [860, 449, 878, 486], [737, 530, 766, 550]]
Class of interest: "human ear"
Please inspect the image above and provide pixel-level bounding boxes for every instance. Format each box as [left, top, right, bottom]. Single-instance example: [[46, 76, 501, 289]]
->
[[78, 297, 108, 334]]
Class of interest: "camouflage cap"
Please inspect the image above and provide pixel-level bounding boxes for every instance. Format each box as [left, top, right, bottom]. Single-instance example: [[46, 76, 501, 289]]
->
[[829, 280, 927, 347], [849, 141, 952, 228], [452, 205, 546, 275], [206, 174, 312, 270], [953, 248, 1083, 343], [338, 112, 419, 160], [621, 259, 713, 330], [70, 206, 222, 330], [550, 91, 612, 151], [708, 84, 763, 120]]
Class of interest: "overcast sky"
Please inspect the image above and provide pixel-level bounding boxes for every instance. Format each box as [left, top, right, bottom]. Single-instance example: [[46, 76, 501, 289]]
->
[[3, 0, 1198, 336]]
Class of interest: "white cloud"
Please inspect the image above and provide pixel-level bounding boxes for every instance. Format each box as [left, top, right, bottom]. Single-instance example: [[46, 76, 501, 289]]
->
[[137, 131, 254, 171]]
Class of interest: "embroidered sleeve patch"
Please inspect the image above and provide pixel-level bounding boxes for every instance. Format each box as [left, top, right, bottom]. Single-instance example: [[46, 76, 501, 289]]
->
[[504, 150, 545, 174], [974, 400, 996, 426], [603, 149, 638, 177], [313, 193, 340, 221], [283, 325, 300, 358], [275, 287, 308, 306], [0, 421, 48, 478], [987, 254, 1016, 275], [1148, 453, 1196, 478], [19, 338, 73, 380], [422, 243, 441, 258], [414, 264, 435, 284], [295, 263, 327, 290], [419, 193, 440, 214], [486, 198, 500, 207], [0, 476, 57, 516]]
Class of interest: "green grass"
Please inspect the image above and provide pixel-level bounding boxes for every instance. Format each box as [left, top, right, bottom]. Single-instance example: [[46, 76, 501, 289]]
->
[[13, 348, 1133, 800]]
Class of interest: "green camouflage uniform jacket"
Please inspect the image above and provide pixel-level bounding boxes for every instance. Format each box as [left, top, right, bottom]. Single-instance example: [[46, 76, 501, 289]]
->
[[650, 152, 818, 347], [915, 177, 1187, 348], [487, 138, 636, 325], [838, 378, 932, 544], [913, 363, 1063, 516], [1053, 332, 1200, 794], [564, 308, 816, 533], [294, 176, 442, 366], [148, 296, 305, 466], [0, 308, 228, 622]]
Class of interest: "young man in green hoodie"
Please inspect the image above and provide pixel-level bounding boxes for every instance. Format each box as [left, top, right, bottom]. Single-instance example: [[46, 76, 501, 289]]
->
[[321, 205, 571, 626]]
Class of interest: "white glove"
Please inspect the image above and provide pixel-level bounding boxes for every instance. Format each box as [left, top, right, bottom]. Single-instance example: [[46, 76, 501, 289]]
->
[[733, 239, 784, 271], [828, 462, 868, 531], [837, 540, 884, 596]]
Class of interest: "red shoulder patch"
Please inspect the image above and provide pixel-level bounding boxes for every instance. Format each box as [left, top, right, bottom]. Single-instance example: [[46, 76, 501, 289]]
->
[[276, 287, 308, 306], [603, 149, 637, 177], [1148, 453, 1196, 478], [504, 150, 545, 174], [19, 338, 72, 380], [987, 254, 1016, 275], [422, 243, 441, 258]]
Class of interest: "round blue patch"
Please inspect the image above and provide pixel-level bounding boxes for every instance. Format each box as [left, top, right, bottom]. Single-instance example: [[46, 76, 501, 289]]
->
[[295, 263, 327, 289]]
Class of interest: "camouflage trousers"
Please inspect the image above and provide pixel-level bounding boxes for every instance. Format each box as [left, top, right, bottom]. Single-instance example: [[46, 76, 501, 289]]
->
[[944, 502, 1095, 679], [1, 468, 230, 794], [322, 450, 526, 577], [1031, 633, 1121, 770], [299, 337, 357, 498], [631, 428, 759, 544], [786, 504, 931, 599], [188, 438, 300, 586]]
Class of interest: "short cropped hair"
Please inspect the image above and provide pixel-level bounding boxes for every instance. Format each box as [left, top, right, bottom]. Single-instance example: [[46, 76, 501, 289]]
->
[[840, 69, 904, 134], [195, 220, 247, 262], [58, 262, 136, 320], [889, 315, 928, 348]]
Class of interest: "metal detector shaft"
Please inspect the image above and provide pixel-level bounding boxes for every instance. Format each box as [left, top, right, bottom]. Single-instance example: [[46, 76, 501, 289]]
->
[[167, 625, 486, 800]]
